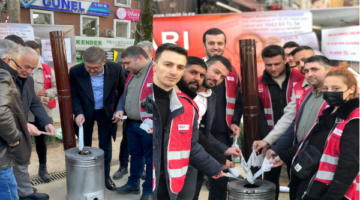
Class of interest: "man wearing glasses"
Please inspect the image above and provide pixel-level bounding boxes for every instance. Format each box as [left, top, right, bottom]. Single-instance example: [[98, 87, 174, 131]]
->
[[69, 46, 126, 191]]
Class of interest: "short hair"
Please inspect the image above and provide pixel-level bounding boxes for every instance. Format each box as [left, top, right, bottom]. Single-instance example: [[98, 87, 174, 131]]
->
[[187, 56, 207, 70], [290, 46, 314, 56], [325, 65, 358, 100], [22, 47, 39, 59], [121, 46, 149, 60], [155, 43, 187, 62], [83, 46, 106, 63], [25, 41, 40, 50], [283, 41, 299, 49], [261, 45, 285, 59], [0, 39, 23, 63], [4, 35, 26, 46], [137, 41, 153, 56], [304, 55, 331, 70], [206, 55, 232, 72], [203, 28, 227, 44]]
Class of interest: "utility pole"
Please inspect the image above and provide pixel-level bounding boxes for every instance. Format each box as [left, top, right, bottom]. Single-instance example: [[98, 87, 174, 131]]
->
[[135, 0, 153, 44], [7, 0, 21, 23]]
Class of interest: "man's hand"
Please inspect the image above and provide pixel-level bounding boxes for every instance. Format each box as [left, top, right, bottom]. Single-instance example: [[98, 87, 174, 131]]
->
[[265, 149, 277, 159], [41, 97, 50, 105], [35, 90, 48, 98], [45, 124, 57, 136], [224, 146, 242, 157], [252, 140, 270, 154], [112, 110, 124, 123], [212, 171, 224, 179], [230, 124, 241, 138], [146, 127, 153, 134], [27, 123, 40, 136], [75, 114, 85, 127], [222, 160, 235, 170], [271, 156, 284, 168]]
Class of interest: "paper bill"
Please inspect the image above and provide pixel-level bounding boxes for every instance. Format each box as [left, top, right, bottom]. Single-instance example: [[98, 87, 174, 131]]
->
[[79, 125, 84, 151], [115, 115, 127, 120]]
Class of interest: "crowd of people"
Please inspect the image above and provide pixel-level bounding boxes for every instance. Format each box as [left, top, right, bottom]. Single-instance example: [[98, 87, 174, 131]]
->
[[0, 26, 358, 200]]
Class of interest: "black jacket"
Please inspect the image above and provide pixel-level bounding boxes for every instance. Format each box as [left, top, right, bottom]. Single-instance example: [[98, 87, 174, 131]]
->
[[16, 75, 52, 128], [279, 98, 359, 200], [259, 65, 292, 139], [69, 61, 125, 140], [0, 60, 32, 169], [153, 85, 222, 200]]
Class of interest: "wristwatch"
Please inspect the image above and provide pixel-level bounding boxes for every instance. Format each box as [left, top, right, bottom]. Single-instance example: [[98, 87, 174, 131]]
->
[[9, 141, 19, 147]]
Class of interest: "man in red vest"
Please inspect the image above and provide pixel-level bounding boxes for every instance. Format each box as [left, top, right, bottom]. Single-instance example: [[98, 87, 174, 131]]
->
[[257, 45, 304, 200], [283, 41, 299, 69], [153, 43, 223, 200], [201, 28, 243, 200], [113, 46, 153, 200]]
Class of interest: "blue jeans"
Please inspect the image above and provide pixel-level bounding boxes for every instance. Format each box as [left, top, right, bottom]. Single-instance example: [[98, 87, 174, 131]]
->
[[126, 120, 153, 195], [0, 167, 19, 200]]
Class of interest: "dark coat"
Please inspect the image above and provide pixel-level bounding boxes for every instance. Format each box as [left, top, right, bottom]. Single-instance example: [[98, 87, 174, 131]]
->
[[69, 61, 125, 140], [0, 60, 32, 169], [16, 76, 52, 128]]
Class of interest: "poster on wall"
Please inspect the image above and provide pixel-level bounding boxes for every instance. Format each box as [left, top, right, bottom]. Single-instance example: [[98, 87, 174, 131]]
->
[[153, 10, 312, 76], [322, 26, 360, 62], [281, 32, 319, 50], [41, 38, 72, 63], [0, 23, 35, 41], [153, 0, 197, 17]]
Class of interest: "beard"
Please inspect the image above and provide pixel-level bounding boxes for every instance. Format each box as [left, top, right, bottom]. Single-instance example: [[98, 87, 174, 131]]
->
[[205, 48, 224, 59], [202, 77, 217, 89], [187, 80, 200, 92]]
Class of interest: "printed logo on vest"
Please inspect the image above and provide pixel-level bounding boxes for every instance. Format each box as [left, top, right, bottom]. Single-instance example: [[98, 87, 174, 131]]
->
[[293, 82, 298, 87], [258, 89, 263, 92], [45, 75, 51, 79], [227, 76, 235, 81], [178, 124, 190, 130], [147, 83, 152, 87], [294, 163, 302, 172], [333, 128, 343, 136], [296, 95, 302, 99]]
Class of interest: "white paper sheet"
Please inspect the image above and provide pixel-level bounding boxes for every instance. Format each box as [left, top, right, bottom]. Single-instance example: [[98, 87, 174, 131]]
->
[[79, 125, 84, 151]]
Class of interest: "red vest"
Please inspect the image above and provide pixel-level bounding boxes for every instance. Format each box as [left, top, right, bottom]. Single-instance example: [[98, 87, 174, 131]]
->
[[293, 79, 308, 116], [225, 66, 238, 127], [258, 69, 304, 130], [152, 93, 198, 194], [293, 88, 328, 143], [41, 64, 56, 109], [124, 65, 153, 122], [293, 109, 360, 200]]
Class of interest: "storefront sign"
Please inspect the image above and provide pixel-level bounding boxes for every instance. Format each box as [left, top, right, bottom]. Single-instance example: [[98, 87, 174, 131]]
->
[[20, 0, 110, 17], [322, 26, 360, 62], [153, 10, 312, 75], [115, 8, 141, 21], [75, 36, 134, 50], [0, 23, 34, 41], [41, 38, 72, 63]]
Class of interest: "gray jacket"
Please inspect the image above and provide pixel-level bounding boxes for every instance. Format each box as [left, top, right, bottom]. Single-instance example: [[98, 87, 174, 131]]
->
[[0, 63, 32, 170], [200, 92, 229, 154]]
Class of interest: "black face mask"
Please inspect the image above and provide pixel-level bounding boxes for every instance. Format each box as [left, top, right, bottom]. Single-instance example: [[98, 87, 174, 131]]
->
[[323, 89, 349, 107]]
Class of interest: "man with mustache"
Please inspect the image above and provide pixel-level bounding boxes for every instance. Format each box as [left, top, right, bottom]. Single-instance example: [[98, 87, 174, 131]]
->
[[177, 56, 236, 200], [256, 45, 304, 200], [200, 28, 243, 200]]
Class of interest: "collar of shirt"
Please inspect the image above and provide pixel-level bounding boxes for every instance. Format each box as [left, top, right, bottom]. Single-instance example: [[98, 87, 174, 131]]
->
[[197, 88, 212, 98], [90, 67, 105, 77], [311, 88, 324, 97], [302, 78, 310, 88], [134, 60, 151, 78]]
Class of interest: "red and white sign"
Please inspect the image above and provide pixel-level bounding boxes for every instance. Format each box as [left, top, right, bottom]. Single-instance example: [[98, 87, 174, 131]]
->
[[41, 38, 72, 63], [322, 26, 360, 62], [115, 8, 140, 21]]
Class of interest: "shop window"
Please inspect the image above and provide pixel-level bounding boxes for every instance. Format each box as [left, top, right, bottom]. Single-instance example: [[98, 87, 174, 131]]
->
[[113, 19, 131, 38], [30, 9, 54, 25], [115, 0, 131, 7], [80, 15, 99, 37]]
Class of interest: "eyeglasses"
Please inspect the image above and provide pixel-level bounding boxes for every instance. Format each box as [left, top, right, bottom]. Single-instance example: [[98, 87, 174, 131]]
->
[[11, 59, 22, 70], [85, 66, 101, 71]]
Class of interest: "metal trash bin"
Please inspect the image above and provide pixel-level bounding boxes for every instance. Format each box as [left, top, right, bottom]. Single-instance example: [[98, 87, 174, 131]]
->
[[228, 179, 276, 200], [65, 147, 105, 200]]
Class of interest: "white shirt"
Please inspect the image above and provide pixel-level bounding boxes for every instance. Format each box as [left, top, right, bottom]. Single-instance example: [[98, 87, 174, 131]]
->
[[194, 89, 212, 127]]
